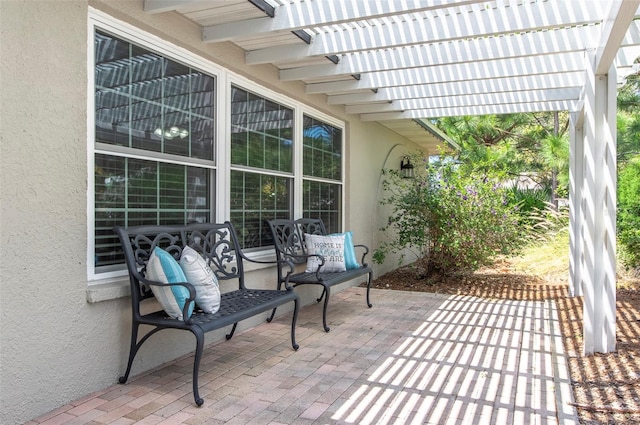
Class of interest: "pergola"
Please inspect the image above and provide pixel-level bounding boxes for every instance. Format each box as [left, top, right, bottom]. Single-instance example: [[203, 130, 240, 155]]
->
[[143, 0, 640, 354]]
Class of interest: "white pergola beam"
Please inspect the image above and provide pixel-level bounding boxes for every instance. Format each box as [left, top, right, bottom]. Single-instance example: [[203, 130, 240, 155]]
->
[[305, 52, 585, 95], [203, 0, 486, 42], [327, 92, 381, 105], [306, 79, 363, 94], [345, 88, 581, 114], [246, 1, 605, 64], [596, 0, 640, 74], [279, 25, 598, 81], [616, 45, 640, 67], [360, 101, 575, 121], [621, 19, 640, 47], [328, 73, 585, 105]]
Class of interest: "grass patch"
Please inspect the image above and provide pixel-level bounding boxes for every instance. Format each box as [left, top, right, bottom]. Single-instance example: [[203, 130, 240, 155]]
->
[[509, 229, 569, 282], [506, 227, 640, 290]]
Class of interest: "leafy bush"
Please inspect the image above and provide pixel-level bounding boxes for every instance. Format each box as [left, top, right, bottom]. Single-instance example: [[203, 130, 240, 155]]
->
[[618, 159, 640, 269], [374, 155, 525, 277]]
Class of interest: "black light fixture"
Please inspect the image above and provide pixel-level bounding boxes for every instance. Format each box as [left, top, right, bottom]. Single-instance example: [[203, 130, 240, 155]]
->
[[400, 156, 414, 179]]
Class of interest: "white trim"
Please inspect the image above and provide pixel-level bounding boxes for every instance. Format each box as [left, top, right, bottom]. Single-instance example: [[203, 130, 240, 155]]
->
[[293, 106, 304, 218], [88, 8, 223, 282], [216, 71, 229, 222], [87, 14, 97, 282], [94, 146, 217, 170]]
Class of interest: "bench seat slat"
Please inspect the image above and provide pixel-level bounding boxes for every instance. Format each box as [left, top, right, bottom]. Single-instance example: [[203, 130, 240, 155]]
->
[[287, 268, 373, 285], [138, 289, 298, 332]]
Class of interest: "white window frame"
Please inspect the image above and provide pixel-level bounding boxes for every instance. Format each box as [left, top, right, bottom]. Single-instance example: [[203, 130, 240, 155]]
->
[[87, 8, 345, 283]]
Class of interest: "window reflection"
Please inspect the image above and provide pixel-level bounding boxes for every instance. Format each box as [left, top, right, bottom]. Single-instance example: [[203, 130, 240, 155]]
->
[[95, 30, 215, 161], [93, 31, 214, 270]]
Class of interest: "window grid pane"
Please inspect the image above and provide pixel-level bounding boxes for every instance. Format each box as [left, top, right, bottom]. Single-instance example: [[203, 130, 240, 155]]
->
[[230, 86, 293, 173], [230, 170, 291, 249], [95, 30, 215, 161], [303, 115, 342, 181], [303, 180, 342, 233], [95, 154, 211, 267]]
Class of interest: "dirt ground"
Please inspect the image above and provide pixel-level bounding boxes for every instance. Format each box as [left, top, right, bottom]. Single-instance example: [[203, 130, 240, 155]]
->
[[368, 260, 640, 424]]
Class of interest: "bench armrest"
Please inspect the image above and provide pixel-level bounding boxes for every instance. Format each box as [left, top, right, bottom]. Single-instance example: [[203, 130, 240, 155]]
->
[[235, 251, 297, 292], [277, 259, 297, 290], [279, 253, 328, 282], [309, 254, 327, 280], [139, 276, 197, 323], [353, 244, 370, 266]]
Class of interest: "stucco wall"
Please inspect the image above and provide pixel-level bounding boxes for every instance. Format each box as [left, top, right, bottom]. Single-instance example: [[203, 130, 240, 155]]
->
[[0, 1, 421, 423]]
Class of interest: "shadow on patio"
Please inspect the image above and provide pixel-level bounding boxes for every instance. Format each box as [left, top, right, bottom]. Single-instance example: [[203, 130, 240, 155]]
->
[[29, 287, 577, 425]]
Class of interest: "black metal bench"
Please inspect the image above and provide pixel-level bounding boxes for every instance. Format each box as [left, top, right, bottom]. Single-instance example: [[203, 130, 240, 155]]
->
[[267, 218, 373, 332], [114, 221, 299, 407]]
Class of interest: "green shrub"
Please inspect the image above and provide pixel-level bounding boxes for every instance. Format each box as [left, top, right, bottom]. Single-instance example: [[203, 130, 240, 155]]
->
[[504, 187, 570, 243], [506, 187, 549, 217], [374, 156, 525, 277], [618, 159, 640, 269]]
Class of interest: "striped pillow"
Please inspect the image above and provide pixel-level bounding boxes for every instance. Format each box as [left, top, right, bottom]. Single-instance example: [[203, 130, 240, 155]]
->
[[146, 247, 194, 320]]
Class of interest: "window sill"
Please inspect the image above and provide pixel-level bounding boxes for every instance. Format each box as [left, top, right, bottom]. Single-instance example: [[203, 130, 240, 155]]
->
[[86, 277, 130, 303]]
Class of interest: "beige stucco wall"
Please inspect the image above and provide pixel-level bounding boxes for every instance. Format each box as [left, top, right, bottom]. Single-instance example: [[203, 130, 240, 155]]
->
[[0, 1, 422, 423]]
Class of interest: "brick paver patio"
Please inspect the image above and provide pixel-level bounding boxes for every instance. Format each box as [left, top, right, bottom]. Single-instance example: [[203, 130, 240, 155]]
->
[[28, 287, 578, 424]]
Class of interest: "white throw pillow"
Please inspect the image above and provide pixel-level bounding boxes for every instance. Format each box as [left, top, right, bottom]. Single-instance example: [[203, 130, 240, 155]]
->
[[146, 247, 194, 320], [304, 233, 347, 273], [180, 246, 221, 314]]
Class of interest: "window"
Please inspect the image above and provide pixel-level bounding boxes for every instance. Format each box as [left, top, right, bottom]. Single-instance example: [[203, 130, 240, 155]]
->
[[230, 86, 293, 248], [303, 115, 343, 233], [93, 30, 215, 272], [89, 15, 345, 279]]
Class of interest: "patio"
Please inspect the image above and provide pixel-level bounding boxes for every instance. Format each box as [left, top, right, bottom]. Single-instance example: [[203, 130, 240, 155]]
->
[[29, 287, 577, 425]]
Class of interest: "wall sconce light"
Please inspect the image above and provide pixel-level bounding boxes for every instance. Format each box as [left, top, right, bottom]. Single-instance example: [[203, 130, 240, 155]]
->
[[400, 156, 414, 179]]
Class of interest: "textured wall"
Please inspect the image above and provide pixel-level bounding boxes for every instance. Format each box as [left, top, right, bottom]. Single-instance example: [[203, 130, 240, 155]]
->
[[0, 1, 419, 423], [1, 1, 98, 424]]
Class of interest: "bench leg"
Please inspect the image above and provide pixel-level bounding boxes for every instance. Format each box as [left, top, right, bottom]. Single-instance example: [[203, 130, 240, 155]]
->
[[267, 281, 287, 323], [366, 271, 373, 308], [190, 327, 205, 407], [267, 307, 277, 323], [317, 287, 327, 303], [118, 324, 162, 384], [225, 323, 238, 340], [321, 285, 331, 332], [291, 297, 300, 350]]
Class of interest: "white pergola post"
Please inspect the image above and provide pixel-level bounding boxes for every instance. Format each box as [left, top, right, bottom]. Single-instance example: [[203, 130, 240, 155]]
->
[[569, 111, 584, 298], [579, 54, 617, 354]]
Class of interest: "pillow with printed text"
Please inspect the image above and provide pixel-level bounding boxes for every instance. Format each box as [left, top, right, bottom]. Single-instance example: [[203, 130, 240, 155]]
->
[[304, 233, 346, 273]]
